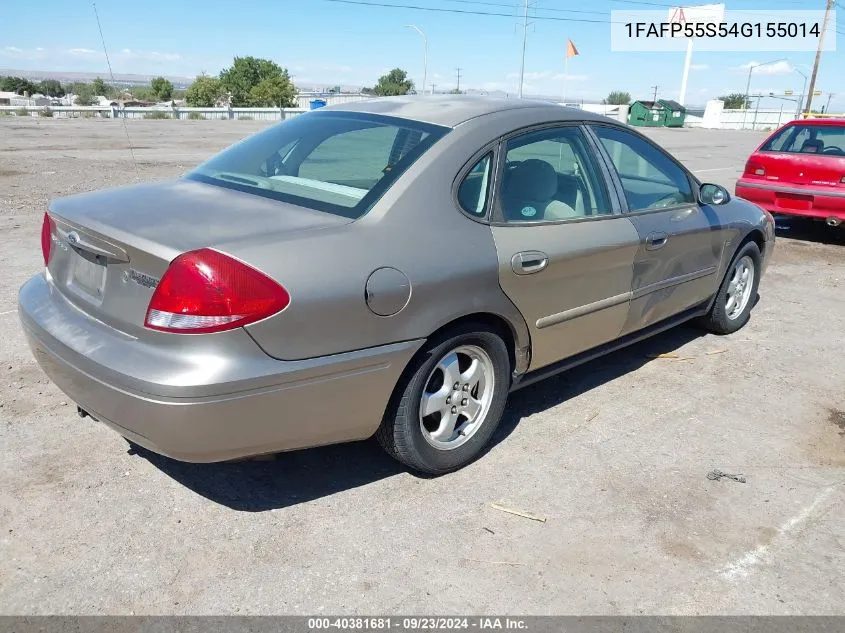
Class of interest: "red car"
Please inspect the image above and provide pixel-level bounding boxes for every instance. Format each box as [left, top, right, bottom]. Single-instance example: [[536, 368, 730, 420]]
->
[[736, 118, 845, 227]]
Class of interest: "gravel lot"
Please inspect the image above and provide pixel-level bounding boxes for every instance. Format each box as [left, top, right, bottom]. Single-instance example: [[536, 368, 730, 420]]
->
[[1, 118, 843, 615]]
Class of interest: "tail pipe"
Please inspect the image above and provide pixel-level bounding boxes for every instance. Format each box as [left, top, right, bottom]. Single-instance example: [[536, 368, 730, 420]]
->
[[826, 217, 842, 227]]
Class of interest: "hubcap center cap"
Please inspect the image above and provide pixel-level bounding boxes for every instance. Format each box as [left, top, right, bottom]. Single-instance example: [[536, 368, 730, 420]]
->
[[452, 388, 468, 411]]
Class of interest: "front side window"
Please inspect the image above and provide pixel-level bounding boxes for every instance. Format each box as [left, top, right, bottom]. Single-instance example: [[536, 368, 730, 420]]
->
[[591, 125, 695, 212], [498, 126, 611, 223], [187, 112, 449, 219], [761, 123, 845, 156]]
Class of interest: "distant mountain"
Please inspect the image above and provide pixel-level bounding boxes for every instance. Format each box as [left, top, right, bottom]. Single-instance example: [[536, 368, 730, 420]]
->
[[0, 68, 194, 88]]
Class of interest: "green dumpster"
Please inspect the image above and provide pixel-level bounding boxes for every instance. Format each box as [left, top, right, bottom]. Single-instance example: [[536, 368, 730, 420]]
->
[[628, 100, 665, 127], [658, 99, 686, 127]]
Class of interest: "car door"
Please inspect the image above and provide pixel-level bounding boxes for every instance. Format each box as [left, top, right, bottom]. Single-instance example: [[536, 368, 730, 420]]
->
[[587, 123, 724, 335], [487, 123, 641, 371]]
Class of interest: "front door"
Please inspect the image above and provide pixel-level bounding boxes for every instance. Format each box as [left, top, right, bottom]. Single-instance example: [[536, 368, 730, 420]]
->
[[588, 124, 724, 334], [488, 124, 641, 371]]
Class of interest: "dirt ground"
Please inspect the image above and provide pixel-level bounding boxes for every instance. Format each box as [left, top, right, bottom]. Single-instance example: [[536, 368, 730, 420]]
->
[[1, 118, 843, 615]]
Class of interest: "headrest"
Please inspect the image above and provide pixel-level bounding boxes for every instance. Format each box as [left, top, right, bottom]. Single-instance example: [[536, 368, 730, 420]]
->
[[506, 159, 558, 200], [801, 139, 823, 153]]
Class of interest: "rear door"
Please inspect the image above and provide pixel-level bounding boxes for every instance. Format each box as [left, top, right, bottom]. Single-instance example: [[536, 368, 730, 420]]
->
[[487, 123, 640, 371], [587, 123, 724, 335]]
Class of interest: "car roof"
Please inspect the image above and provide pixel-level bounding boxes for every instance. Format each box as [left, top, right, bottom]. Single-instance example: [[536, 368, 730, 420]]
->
[[784, 118, 845, 126], [317, 94, 611, 128]]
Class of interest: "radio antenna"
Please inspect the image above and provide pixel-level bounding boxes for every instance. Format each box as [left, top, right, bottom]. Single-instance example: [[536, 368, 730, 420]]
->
[[92, 2, 140, 180]]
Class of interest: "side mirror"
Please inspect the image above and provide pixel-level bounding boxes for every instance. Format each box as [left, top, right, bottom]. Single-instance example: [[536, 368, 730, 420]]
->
[[699, 183, 730, 205]]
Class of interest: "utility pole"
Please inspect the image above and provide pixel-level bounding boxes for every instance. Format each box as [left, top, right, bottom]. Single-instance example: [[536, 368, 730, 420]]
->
[[825, 92, 834, 113], [404, 25, 427, 96], [804, 0, 834, 115], [455, 67, 462, 93], [651, 85, 660, 101], [518, 0, 529, 99]]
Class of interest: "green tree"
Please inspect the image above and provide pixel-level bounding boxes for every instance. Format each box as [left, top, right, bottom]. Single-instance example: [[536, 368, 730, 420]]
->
[[248, 75, 297, 107], [185, 74, 226, 107], [219, 56, 296, 107], [74, 84, 96, 106], [91, 77, 109, 96], [129, 85, 155, 101], [605, 90, 631, 105], [38, 79, 65, 97], [0, 76, 38, 95], [371, 68, 414, 96], [719, 93, 752, 109], [150, 76, 174, 101]]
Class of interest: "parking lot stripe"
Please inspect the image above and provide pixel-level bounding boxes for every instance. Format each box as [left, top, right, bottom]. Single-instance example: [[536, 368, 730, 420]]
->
[[719, 484, 840, 581], [0, 309, 17, 316], [694, 167, 736, 173]]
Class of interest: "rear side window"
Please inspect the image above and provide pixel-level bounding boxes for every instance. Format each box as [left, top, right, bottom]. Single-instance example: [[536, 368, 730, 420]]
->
[[187, 112, 449, 219], [761, 124, 845, 156], [457, 153, 493, 217]]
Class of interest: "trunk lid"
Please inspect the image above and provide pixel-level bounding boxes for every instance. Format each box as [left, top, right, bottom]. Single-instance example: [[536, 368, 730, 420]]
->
[[747, 151, 845, 188], [46, 178, 351, 334]]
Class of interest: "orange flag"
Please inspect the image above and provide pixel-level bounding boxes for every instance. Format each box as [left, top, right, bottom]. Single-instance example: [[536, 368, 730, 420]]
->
[[566, 39, 579, 58]]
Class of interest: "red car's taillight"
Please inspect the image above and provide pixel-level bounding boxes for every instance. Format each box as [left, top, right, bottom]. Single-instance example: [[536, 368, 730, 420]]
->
[[144, 248, 290, 334], [41, 212, 54, 267], [745, 160, 765, 177]]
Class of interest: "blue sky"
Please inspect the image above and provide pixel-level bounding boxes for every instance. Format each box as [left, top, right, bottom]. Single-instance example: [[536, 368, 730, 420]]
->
[[3, 0, 844, 109]]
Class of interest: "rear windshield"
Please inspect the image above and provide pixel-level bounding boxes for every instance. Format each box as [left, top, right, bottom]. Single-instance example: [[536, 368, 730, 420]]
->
[[760, 123, 845, 157], [186, 111, 449, 218]]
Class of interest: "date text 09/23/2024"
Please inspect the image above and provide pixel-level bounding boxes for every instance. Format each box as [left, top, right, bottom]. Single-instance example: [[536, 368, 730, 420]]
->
[[625, 21, 822, 39], [307, 617, 528, 630]]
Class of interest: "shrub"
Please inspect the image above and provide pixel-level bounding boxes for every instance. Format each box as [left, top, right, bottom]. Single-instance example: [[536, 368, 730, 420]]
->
[[15, 107, 29, 117], [143, 110, 171, 120], [39, 107, 54, 118], [187, 111, 205, 120]]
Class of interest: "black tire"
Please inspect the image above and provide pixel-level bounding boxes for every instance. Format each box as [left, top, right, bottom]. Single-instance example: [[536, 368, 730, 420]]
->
[[376, 323, 511, 475], [698, 240, 762, 335]]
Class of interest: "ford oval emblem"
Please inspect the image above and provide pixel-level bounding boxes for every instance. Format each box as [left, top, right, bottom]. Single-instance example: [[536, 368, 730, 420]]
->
[[66, 231, 80, 245]]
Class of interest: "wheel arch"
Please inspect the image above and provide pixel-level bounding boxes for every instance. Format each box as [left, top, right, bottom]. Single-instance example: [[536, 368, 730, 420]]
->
[[708, 226, 766, 313], [377, 310, 526, 430]]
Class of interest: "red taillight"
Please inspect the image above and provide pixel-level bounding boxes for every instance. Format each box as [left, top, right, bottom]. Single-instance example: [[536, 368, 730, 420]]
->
[[41, 212, 54, 267], [144, 248, 290, 334], [745, 160, 765, 177]]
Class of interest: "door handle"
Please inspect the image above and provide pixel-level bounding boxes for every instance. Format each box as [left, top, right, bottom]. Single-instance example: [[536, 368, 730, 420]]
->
[[511, 250, 548, 275], [646, 231, 669, 250]]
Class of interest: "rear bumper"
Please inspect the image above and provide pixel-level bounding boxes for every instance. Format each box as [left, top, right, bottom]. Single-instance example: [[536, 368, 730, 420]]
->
[[18, 274, 423, 462], [736, 180, 845, 221]]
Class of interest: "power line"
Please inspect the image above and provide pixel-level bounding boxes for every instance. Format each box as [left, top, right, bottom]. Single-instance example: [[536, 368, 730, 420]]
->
[[322, 0, 824, 23], [321, 0, 616, 23], [442, 0, 609, 16]]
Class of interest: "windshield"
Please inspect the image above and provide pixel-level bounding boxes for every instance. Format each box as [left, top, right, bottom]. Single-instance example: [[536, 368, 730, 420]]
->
[[760, 123, 845, 157], [186, 111, 450, 219]]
